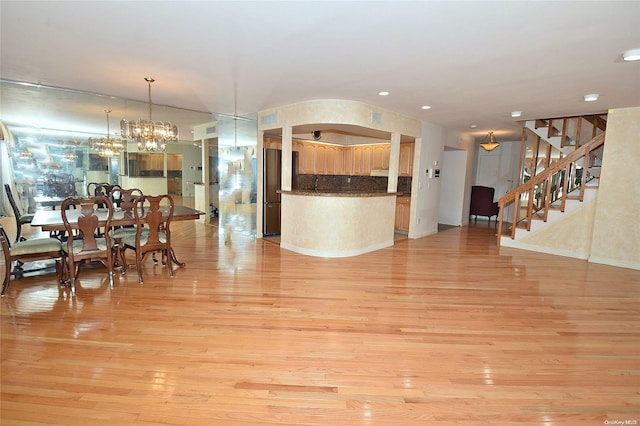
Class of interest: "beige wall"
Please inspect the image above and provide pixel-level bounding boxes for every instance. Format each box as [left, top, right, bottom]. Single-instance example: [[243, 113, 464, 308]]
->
[[590, 107, 640, 270], [280, 193, 395, 257], [504, 191, 598, 260]]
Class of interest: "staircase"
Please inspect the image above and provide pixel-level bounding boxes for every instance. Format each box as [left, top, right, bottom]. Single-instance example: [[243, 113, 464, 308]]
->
[[496, 114, 607, 257]]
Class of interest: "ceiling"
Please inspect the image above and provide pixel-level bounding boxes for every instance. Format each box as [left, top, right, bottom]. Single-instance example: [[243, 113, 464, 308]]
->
[[1, 1, 639, 142]]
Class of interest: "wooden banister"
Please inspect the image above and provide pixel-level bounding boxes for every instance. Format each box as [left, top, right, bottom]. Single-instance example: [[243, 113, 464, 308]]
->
[[496, 132, 605, 245]]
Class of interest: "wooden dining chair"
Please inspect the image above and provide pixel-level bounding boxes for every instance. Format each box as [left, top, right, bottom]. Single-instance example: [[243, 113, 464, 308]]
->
[[109, 187, 142, 213], [4, 184, 35, 242], [1, 223, 64, 296], [86, 182, 109, 197], [109, 188, 143, 268], [61, 196, 115, 296], [121, 194, 175, 283], [88, 183, 121, 209]]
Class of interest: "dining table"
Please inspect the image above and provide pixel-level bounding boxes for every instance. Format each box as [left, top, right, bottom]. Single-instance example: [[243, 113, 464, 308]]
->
[[33, 196, 70, 209], [31, 205, 204, 267]]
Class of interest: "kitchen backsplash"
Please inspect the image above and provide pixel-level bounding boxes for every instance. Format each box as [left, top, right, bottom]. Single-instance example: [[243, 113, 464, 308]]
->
[[297, 175, 412, 194]]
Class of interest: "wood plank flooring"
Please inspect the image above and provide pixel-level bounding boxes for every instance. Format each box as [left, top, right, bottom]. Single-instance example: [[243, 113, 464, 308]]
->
[[1, 218, 639, 425]]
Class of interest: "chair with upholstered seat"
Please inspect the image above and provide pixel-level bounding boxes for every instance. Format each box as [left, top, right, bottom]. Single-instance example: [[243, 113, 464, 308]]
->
[[109, 188, 143, 268], [469, 185, 500, 224], [1, 223, 64, 296], [61, 196, 115, 296], [4, 184, 34, 242], [121, 194, 174, 283]]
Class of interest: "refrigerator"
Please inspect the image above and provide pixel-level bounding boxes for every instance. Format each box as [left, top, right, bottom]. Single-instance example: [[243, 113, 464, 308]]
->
[[263, 149, 298, 236]]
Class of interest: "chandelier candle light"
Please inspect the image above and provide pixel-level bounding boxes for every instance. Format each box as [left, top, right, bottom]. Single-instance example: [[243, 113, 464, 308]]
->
[[120, 77, 178, 152], [89, 109, 124, 157]]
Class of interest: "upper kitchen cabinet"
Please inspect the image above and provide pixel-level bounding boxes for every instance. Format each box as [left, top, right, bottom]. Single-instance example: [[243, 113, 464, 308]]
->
[[315, 144, 327, 174], [300, 142, 318, 174], [325, 145, 343, 175], [399, 142, 414, 177], [264, 136, 282, 150], [352, 145, 372, 175], [342, 146, 354, 176], [371, 144, 391, 170], [265, 137, 411, 177], [167, 154, 182, 171]]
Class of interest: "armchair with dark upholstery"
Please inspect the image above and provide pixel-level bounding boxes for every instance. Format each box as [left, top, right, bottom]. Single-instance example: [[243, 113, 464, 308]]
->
[[469, 185, 500, 224]]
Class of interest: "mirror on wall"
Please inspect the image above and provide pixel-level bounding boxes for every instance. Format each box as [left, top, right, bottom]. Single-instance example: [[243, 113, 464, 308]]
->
[[0, 79, 217, 213]]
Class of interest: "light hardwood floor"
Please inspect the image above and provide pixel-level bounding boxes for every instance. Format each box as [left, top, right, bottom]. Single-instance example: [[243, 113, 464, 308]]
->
[[1, 217, 639, 425]]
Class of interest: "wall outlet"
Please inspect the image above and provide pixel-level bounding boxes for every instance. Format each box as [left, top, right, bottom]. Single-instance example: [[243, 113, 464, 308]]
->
[[417, 217, 421, 224]]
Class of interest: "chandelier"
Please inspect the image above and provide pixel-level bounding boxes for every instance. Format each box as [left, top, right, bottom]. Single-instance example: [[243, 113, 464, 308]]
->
[[89, 110, 124, 157], [62, 152, 78, 162], [480, 131, 500, 152], [120, 77, 178, 152]]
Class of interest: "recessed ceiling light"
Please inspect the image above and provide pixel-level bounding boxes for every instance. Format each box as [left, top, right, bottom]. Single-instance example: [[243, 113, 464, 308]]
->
[[511, 111, 522, 118], [584, 93, 599, 102], [470, 124, 478, 129], [622, 48, 640, 61], [421, 105, 431, 110], [378, 91, 389, 96]]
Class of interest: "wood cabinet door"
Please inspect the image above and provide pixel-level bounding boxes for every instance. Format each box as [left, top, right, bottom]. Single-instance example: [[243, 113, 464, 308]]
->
[[301, 143, 317, 174], [372, 144, 390, 170], [399, 143, 414, 176], [167, 155, 182, 171], [353, 145, 372, 175], [395, 196, 411, 231], [395, 202, 404, 229], [326, 145, 342, 175], [315, 144, 327, 174], [264, 137, 282, 150], [342, 146, 354, 175]]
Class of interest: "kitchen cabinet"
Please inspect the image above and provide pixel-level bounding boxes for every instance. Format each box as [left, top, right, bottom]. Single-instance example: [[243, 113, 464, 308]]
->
[[167, 177, 182, 195], [395, 196, 411, 232], [371, 144, 390, 170], [326, 145, 343, 175], [352, 145, 372, 175], [292, 140, 394, 176], [399, 143, 414, 176], [300, 143, 317, 174], [342, 146, 354, 175], [292, 139, 304, 154], [315, 145, 327, 174], [264, 137, 282, 150], [137, 154, 164, 172], [167, 154, 182, 171]]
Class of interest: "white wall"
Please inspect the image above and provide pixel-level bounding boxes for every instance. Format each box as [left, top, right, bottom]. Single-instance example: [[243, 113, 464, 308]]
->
[[179, 144, 202, 197], [442, 132, 476, 226], [439, 149, 467, 226], [410, 122, 444, 238], [475, 140, 520, 198], [474, 139, 521, 222]]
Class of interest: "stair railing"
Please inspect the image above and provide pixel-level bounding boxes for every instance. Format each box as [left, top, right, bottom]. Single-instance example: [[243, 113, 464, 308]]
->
[[534, 114, 606, 148], [496, 132, 605, 245]]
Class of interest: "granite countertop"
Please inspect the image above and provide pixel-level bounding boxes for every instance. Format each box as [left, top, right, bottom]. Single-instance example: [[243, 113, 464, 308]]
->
[[280, 189, 401, 197]]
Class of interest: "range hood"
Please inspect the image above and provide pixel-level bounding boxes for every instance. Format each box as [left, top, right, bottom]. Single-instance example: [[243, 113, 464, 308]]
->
[[370, 169, 389, 177]]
